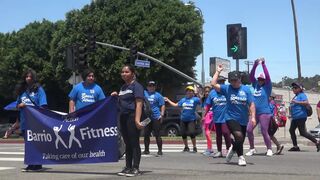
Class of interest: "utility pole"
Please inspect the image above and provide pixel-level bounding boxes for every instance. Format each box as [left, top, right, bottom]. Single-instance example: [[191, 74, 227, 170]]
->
[[291, 0, 302, 82], [244, 60, 254, 73]]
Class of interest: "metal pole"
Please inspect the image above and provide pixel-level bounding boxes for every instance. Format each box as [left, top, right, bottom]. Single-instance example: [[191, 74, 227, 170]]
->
[[236, 59, 239, 72], [96, 41, 203, 87], [291, 0, 302, 82]]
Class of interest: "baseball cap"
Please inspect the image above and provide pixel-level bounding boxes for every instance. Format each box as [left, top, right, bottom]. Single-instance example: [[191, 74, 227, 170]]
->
[[257, 73, 265, 80], [228, 71, 241, 81], [147, 81, 156, 85], [291, 82, 303, 90], [185, 86, 195, 91]]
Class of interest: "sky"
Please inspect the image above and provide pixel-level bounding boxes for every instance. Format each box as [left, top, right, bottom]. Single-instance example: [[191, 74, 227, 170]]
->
[[1, 0, 319, 83]]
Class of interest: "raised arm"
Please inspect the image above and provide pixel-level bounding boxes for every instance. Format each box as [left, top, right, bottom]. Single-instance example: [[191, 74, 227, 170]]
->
[[261, 58, 271, 84], [250, 59, 259, 83], [211, 65, 223, 93]]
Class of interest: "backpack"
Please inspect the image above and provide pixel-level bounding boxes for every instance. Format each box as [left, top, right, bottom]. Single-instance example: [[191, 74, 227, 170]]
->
[[141, 97, 152, 120], [306, 104, 313, 117]]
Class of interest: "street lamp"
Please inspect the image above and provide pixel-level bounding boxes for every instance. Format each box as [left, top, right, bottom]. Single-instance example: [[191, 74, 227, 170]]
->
[[290, 0, 301, 82], [185, 3, 205, 86]]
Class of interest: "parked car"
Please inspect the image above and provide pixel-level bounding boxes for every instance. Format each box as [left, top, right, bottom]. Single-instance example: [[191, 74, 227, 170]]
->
[[160, 106, 182, 137], [309, 124, 320, 138]]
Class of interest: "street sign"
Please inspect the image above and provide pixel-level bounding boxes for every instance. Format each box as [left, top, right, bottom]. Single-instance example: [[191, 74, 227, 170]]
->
[[209, 57, 231, 78], [135, 59, 150, 68]]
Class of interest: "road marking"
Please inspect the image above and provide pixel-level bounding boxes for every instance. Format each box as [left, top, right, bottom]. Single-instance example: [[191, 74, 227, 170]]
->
[[0, 152, 24, 155], [0, 167, 15, 171], [0, 158, 23, 161]]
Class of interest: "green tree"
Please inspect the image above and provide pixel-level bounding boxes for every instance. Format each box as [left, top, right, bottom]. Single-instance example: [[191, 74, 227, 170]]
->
[[51, 0, 202, 94]]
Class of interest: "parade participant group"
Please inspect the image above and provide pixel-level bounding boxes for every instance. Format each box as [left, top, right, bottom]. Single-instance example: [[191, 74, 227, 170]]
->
[[5, 58, 320, 176]]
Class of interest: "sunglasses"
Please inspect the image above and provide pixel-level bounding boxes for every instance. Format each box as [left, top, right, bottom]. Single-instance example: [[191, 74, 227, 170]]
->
[[292, 86, 299, 89]]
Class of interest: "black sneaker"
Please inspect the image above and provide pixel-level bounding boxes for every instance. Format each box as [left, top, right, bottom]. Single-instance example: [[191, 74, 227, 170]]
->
[[142, 150, 150, 155], [157, 150, 163, 156], [182, 147, 190, 152], [21, 165, 33, 172], [288, 146, 300, 151], [21, 165, 43, 172], [117, 167, 131, 176], [275, 145, 284, 155], [316, 142, 320, 152], [126, 168, 141, 177], [193, 147, 197, 153]]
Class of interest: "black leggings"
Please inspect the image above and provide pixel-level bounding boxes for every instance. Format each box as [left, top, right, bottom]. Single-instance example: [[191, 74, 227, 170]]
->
[[120, 113, 141, 169], [289, 118, 318, 146], [180, 121, 196, 139], [227, 120, 247, 157], [144, 119, 162, 151]]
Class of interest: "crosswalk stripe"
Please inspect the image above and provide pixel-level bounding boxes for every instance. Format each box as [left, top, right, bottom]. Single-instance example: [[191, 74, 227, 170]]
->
[[0, 158, 24, 161], [0, 152, 24, 155], [0, 167, 15, 171]]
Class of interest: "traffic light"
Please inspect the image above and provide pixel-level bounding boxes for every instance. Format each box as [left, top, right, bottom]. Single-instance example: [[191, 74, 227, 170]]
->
[[87, 33, 96, 51], [227, 24, 247, 59], [130, 44, 138, 63], [73, 45, 88, 72]]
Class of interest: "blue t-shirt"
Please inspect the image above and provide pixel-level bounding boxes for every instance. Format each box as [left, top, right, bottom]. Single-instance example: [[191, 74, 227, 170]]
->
[[119, 81, 144, 114], [206, 89, 227, 124], [290, 92, 308, 120], [144, 90, 165, 120], [220, 84, 254, 126], [17, 87, 47, 130], [252, 81, 272, 115], [68, 82, 106, 110], [178, 97, 200, 122]]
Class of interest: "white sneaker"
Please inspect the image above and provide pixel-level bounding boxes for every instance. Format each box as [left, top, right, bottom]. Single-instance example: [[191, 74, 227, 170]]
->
[[212, 151, 223, 158], [238, 156, 246, 166], [226, 145, 235, 162], [202, 149, 213, 156], [266, 149, 273, 156], [245, 148, 257, 156]]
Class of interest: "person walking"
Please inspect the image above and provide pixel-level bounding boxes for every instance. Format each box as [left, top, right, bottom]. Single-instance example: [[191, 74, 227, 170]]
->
[[17, 68, 48, 172], [269, 93, 284, 155], [165, 86, 201, 153], [205, 76, 231, 158], [246, 58, 273, 157], [68, 68, 105, 112], [143, 81, 165, 156], [288, 82, 320, 152], [211, 65, 256, 166], [201, 86, 214, 156], [112, 64, 144, 177]]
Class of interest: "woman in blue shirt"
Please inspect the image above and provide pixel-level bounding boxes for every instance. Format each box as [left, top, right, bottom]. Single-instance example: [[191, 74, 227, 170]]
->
[[288, 82, 320, 152], [211, 65, 256, 166], [112, 64, 144, 177], [165, 86, 201, 153], [17, 69, 47, 172]]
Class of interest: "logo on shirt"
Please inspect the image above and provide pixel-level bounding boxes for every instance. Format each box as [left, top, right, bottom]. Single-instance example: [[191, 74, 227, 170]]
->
[[119, 89, 133, 96], [182, 102, 194, 110], [81, 93, 95, 103]]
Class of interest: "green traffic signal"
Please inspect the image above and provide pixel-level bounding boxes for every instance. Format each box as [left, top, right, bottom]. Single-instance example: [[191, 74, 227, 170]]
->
[[231, 45, 238, 53]]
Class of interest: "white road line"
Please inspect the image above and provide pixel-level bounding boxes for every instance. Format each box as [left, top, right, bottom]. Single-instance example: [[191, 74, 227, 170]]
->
[[0, 167, 15, 171], [0, 158, 24, 162], [0, 152, 24, 155]]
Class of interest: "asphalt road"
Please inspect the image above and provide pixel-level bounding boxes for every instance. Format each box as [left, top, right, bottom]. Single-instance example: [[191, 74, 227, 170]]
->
[[0, 143, 319, 180]]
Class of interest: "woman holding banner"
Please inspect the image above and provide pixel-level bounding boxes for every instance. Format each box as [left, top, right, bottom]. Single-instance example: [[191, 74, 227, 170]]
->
[[17, 68, 48, 172], [112, 64, 144, 177]]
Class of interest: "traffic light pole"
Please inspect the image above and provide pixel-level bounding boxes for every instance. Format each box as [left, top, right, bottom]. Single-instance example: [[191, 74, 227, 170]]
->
[[236, 59, 239, 72], [96, 41, 204, 87]]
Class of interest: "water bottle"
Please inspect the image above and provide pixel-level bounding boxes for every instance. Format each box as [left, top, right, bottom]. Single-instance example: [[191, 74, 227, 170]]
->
[[141, 118, 151, 126]]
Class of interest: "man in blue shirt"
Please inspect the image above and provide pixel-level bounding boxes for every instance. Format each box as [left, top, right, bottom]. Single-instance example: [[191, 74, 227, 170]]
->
[[143, 81, 165, 155], [68, 69, 106, 112]]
